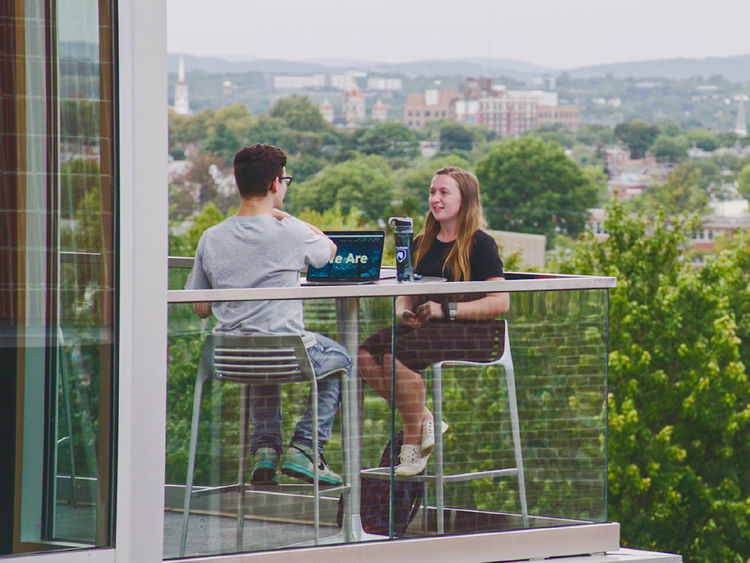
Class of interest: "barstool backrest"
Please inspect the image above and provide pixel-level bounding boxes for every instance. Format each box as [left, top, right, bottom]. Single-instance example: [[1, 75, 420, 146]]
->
[[207, 333, 315, 384]]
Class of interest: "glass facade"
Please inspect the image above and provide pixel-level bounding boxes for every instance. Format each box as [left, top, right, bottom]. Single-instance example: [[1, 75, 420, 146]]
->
[[166, 273, 609, 559], [0, 0, 117, 555]]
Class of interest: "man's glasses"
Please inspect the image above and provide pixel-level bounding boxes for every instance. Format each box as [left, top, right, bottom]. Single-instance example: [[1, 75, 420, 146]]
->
[[279, 176, 293, 186]]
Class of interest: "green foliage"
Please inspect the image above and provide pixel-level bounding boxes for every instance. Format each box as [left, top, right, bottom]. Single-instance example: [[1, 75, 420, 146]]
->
[[738, 164, 750, 199], [524, 123, 576, 148], [245, 116, 295, 150], [60, 99, 100, 142], [288, 154, 325, 183], [439, 122, 474, 152], [635, 161, 719, 217], [614, 119, 660, 158], [169, 202, 226, 256], [214, 102, 254, 140], [288, 155, 395, 221], [60, 158, 101, 215], [582, 165, 610, 205], [296, 203, 368, 232], [650, 134, 688, 163], [555, 200, 750, 562], [245, 114, 339, 158], [684, 128, 720, 152], [356, 122, 418, 159], [203, 122, 242, 160], [170, 108, 215, 147], [269, 94, 332, 133], [576, 123, 617, 146], [654, 118, 682, 137], [475, 137, 597, 240]]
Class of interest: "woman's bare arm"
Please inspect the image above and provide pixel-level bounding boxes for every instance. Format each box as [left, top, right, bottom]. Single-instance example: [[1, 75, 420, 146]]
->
[[415, 277, 509, 323]]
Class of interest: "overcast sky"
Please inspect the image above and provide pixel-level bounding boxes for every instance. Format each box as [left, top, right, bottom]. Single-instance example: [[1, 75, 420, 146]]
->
[[167, 0, 749, 69]]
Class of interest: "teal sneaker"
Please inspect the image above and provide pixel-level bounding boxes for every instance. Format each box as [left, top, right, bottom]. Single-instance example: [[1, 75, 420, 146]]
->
[[250, 447, 279, 485], [281, 444, 343, 486]]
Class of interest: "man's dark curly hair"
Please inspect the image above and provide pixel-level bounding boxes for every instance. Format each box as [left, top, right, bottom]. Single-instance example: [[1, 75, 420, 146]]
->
[[233, 144, 287, 198]]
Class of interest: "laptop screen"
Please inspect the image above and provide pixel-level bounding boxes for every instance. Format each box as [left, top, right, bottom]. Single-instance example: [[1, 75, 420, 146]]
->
[[306, 231, 385, 282]]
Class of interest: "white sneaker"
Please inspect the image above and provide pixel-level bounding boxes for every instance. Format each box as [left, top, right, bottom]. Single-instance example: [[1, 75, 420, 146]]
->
[[395, 444, 429, 476], [421, 417, 449, 455]]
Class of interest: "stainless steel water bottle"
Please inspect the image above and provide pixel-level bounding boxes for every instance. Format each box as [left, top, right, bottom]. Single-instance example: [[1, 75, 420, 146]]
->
[[388, 216, 414, 282]]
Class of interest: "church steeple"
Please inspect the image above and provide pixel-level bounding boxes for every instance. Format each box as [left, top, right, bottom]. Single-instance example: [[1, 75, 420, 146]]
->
[[174, 55, 191, 115], [735, 94, 748, 137]]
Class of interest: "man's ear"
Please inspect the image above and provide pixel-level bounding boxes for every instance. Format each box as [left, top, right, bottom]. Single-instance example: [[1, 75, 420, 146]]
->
[[268, 178, 278, 193]]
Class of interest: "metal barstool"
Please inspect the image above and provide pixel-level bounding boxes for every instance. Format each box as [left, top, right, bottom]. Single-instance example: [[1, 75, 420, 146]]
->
[[428, 319, 528, 533], [179, 333, 348, 556]]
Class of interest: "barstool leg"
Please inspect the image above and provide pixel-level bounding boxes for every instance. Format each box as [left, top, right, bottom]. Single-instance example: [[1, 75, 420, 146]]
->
[[236, 383, 250, 550], [311, 380, 320, 544], [180, 373, 206, 557], [504, 358, 529, 527], [338, 370, 354, 541], [431, 363, 446, 535]]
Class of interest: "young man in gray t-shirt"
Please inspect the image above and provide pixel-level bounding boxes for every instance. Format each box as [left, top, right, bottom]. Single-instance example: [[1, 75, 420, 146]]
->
[[186, 144, 352, 486]]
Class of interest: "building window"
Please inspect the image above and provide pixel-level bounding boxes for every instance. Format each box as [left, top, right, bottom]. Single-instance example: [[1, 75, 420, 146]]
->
[[1, 0, 117, 554]]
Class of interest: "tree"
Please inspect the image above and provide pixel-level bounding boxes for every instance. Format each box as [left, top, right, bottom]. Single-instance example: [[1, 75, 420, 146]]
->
[[524, 123, 575, 148], [288, 154, 325, 183], [169, 202, 226, 257], [576, 123, 617, 147], [169, 108, 215, 147], [737, 164, 750, 199], [556, 201, 750, 562], [203, 122, 241, 160], [650, 134, 687, 163], [288, 155, 395, 221], [269, 94, 331, 133], [685, 128, 720, 152], [614, 120, 660, 158], [357, 122, 418, 159], [582, 165, 609, 204], [214, 102, 253, 140], [184, 151, 229, 208], [474, 137, 597, 240], [654, 118, 681, 137], [439, 122, 474, 152], [635, 161, 716, 217], [245, 116, 295, 152]]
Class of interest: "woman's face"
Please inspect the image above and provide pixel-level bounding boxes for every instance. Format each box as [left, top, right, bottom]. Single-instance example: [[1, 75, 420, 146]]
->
[[429, 174, 462, 225]]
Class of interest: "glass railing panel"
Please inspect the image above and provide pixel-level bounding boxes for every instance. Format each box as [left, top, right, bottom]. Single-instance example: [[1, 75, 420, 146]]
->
[[165, 281, 609, 558]]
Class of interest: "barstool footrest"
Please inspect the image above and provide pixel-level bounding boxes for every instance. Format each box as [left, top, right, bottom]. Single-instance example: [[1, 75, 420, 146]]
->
[[361, 467, 518, 483]]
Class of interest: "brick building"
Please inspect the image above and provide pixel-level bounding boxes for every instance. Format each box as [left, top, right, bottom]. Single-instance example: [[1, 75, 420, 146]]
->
[[403, 89, 460, 128], [537, 104, 579, 131], [404, 79, 579, 136]]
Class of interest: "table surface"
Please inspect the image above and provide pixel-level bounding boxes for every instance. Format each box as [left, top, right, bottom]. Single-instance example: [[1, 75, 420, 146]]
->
[[167, 264, 616, 303]]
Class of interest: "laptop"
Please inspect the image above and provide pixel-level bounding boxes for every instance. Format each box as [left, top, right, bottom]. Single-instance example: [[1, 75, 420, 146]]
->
[[304, 231, 385, 285]]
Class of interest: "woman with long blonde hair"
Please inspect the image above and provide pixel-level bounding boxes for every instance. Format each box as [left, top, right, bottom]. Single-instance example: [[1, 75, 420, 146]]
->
[[359, 166, 509, 475]]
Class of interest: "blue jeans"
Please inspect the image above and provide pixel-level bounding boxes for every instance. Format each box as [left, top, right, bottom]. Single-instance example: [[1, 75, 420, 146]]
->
[[251, 333, 352, 456]]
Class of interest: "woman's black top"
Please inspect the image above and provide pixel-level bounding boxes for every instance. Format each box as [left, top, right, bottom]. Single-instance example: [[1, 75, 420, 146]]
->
[[415, 230, 504, 281], [360, 229, 507, 371]]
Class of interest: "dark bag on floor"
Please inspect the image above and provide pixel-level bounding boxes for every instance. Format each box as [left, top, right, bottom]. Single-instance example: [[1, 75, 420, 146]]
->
[[337, 430, 424, 537]]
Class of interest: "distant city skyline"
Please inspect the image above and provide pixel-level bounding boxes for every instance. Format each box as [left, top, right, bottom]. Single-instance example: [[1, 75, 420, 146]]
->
[[167, 0, 749, 70]]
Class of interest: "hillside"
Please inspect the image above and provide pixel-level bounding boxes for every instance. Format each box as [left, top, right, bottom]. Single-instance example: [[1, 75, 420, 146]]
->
[[170, 53, 750, 83], [566, 54, 750, 82]]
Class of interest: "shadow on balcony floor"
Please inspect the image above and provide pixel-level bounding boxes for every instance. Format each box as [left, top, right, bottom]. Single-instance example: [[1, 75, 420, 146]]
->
[[163, 510, 346, 559]]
